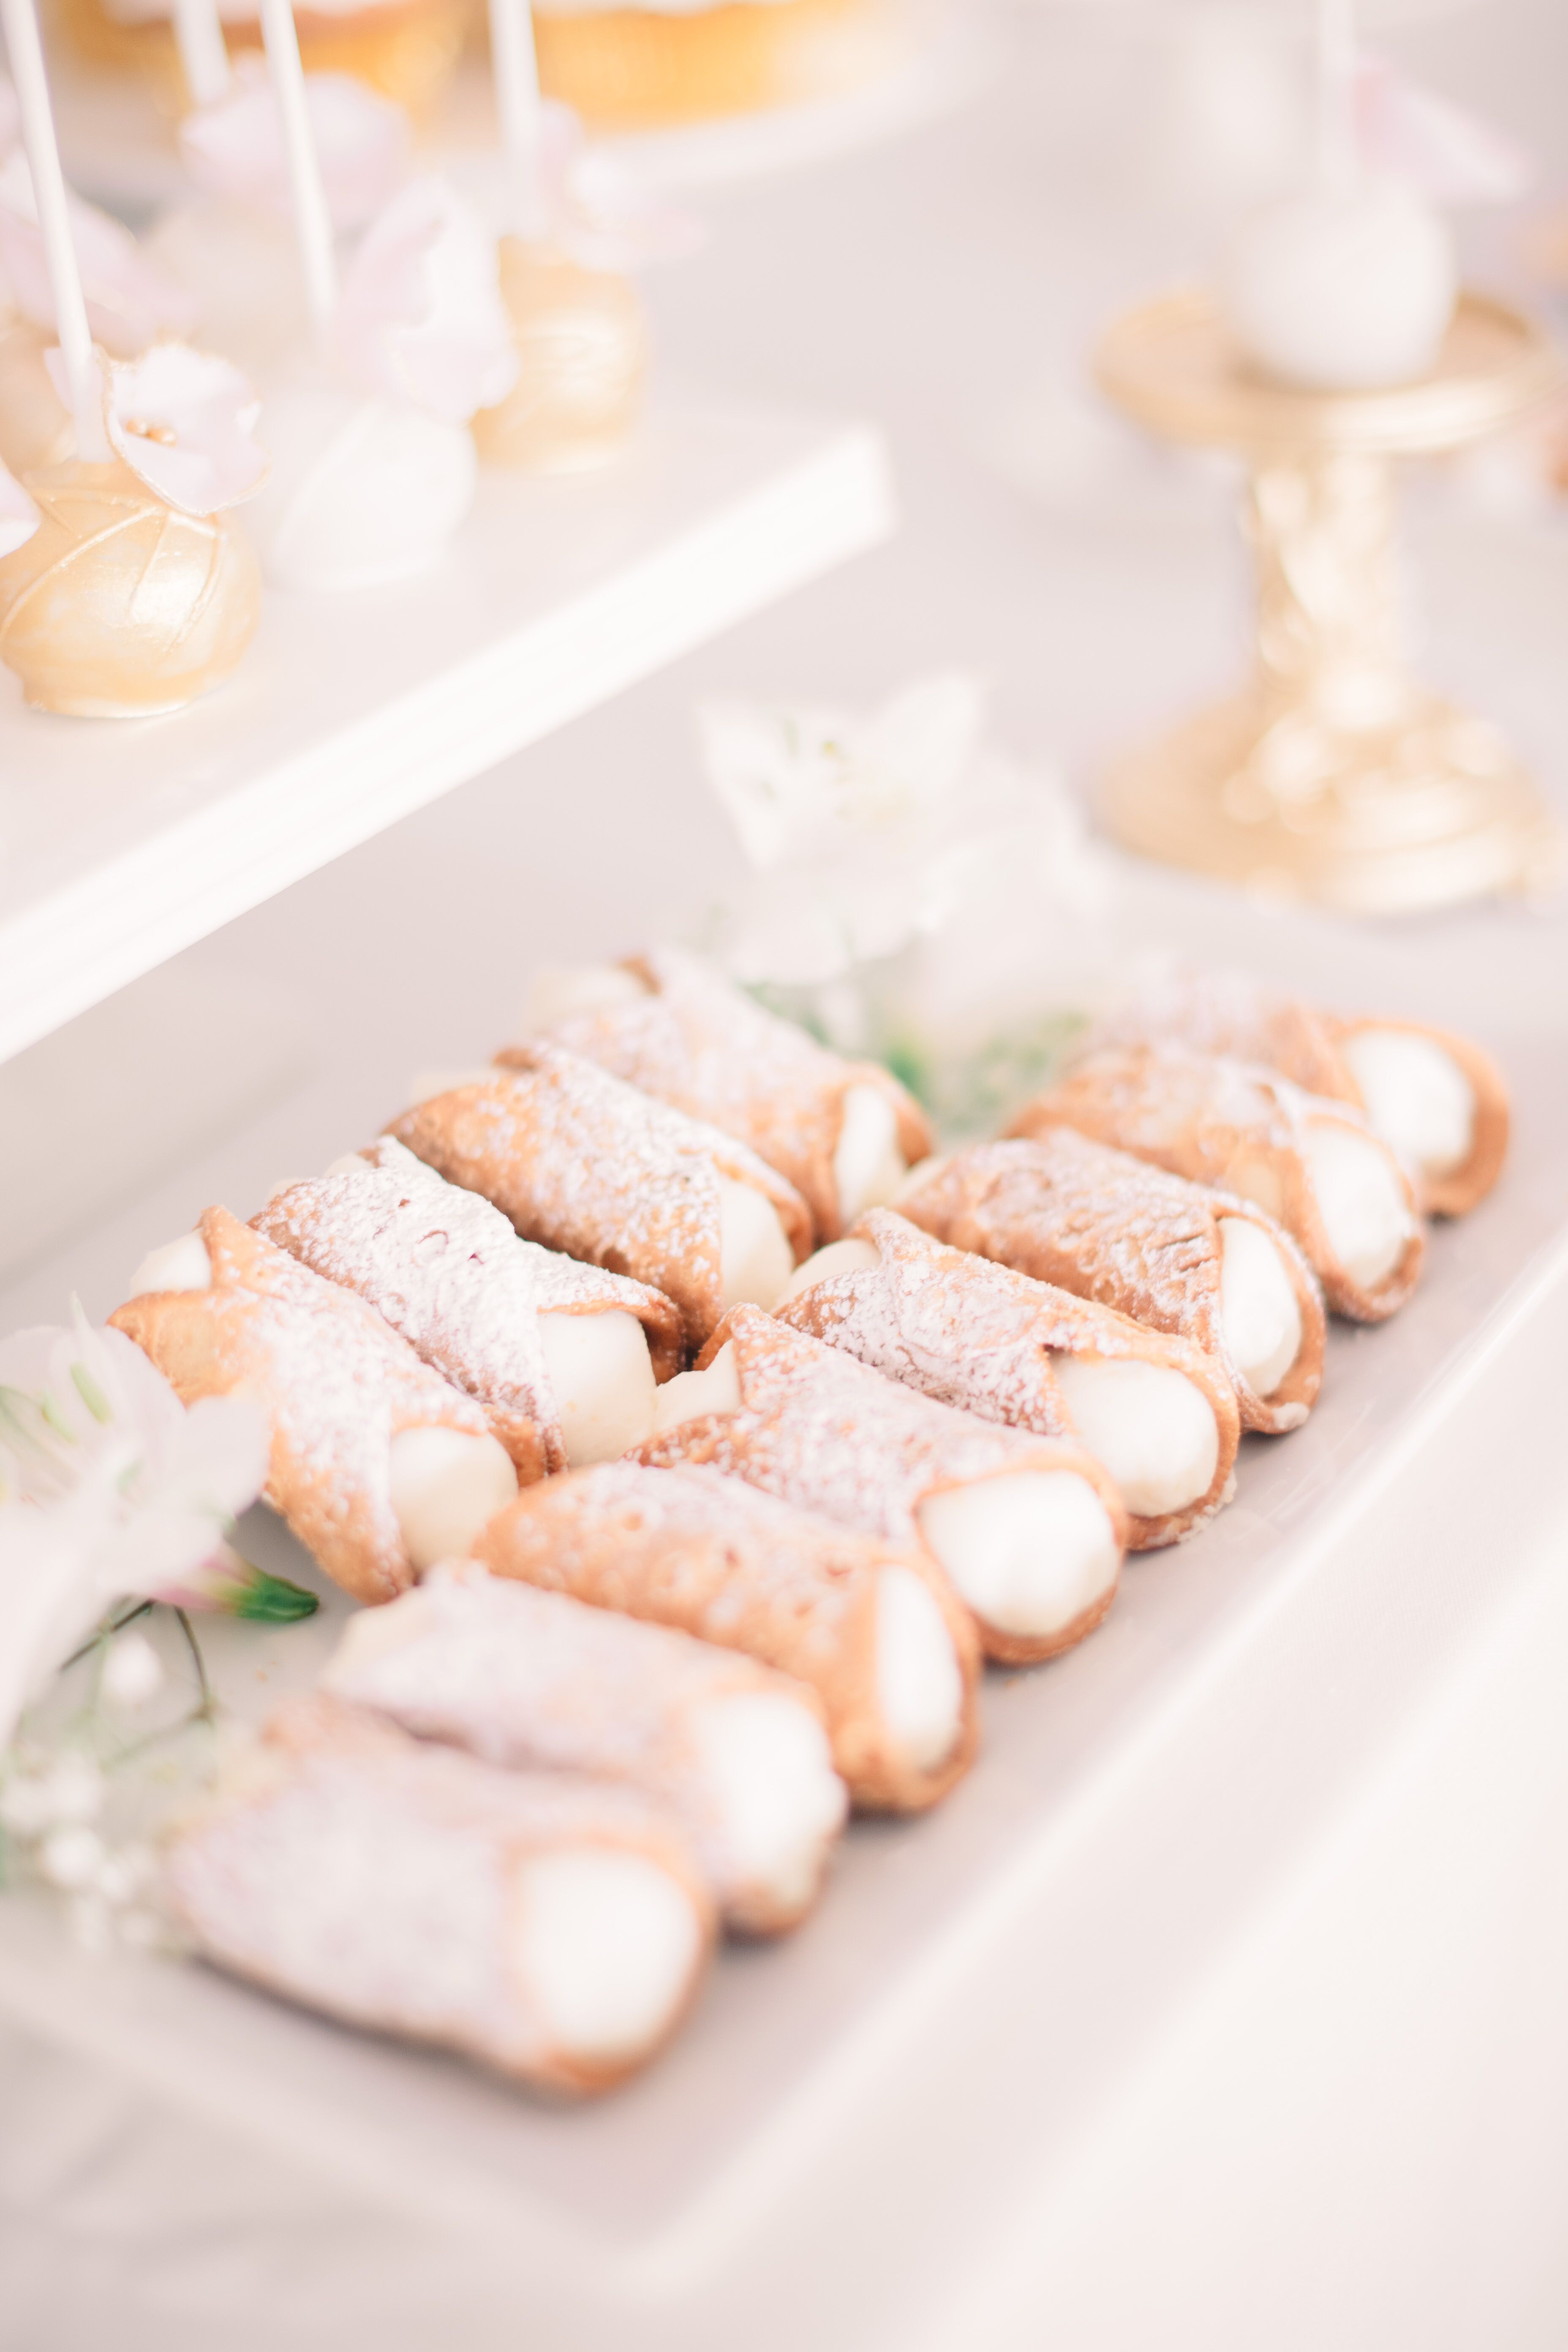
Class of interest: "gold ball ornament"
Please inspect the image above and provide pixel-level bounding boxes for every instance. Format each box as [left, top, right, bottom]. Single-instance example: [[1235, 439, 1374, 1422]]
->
[[0, 458, 261, 717], [472, 242, 646, 473], [0, 319, 74, 479]]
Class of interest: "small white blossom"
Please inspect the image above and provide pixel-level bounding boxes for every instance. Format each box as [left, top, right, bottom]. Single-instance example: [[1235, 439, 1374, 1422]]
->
[[100, 1630, 163, 1712], [40, 1824, 106, 1891]]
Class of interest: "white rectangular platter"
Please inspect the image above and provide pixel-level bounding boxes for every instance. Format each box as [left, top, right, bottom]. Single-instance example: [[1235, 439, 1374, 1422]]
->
[[0, 821, 1564, 2352], [0, 402, 894, 1068]]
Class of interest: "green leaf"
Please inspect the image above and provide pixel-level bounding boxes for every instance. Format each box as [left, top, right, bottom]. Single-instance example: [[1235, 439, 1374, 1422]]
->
[[233, 1572, 320, 1624], [70, 1361, 114, 1425]]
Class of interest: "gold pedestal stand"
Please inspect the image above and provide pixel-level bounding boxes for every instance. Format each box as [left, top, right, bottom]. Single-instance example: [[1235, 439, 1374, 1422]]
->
[[1094, 289, 1565, 915]]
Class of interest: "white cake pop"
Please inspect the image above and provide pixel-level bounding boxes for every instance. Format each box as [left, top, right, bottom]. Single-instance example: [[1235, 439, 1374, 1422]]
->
[[1221, 0, 1457, 392]]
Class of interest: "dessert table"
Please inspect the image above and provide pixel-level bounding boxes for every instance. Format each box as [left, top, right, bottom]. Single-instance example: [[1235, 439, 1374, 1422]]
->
[[3, 2, 1568, 2347]]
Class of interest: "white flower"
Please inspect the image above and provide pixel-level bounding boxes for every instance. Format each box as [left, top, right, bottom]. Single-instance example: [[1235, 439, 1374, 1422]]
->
[[519, 101, 701, 271], [336, 174, 518, 425], [0, 454, 39, 556], [42, 342, 268, 515], [0, 1477, 123, 1755], [100, 1629, 163, 1711], [178, 60, 410, 232], [0, 151, 197, 357], [1356, 57, 1531, 206], [40, 1824, 106, 1891]]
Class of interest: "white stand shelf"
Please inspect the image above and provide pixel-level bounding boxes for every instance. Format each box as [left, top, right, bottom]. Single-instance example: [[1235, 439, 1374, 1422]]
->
[[0, 403, 894, 1067]]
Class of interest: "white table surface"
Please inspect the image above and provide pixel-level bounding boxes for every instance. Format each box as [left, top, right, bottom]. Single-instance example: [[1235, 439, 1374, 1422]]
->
[[4, 2, 1568, 2346]]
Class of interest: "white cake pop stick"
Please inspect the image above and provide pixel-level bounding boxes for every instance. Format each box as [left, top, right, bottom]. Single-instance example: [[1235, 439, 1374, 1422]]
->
[[0, 0, 109, 459], [1315, 0, 1357, 195], [256, 0, 336, 344], [173, 0, 232, 111], [489, 0, 542, 228]]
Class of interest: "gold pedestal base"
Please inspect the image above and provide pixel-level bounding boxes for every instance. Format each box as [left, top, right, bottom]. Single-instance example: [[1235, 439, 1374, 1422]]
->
[[1094, 289, 1566, 917], [1105, 693, 1560, 915]]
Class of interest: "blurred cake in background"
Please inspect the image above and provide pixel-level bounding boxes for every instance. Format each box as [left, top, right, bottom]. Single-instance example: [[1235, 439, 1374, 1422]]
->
[[54, 0, 473, 116], [529, 0, 903, 128]]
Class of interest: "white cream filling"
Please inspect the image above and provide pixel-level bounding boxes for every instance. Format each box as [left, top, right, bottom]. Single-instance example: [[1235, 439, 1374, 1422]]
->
[[126, 1232, 212, 1297], [895, 1152, 950, 1203], [536, 1308, 657, 1465], [387, 1426, 518, 1573], [1303, 1120, 1412, 1291], [917, 1471, 1120, 1641], [1218, 1215, 1303, 1398], [780, 1235, 881, 1305], [522, 961, 650, 1033], [692, 1692, 846, 1915], [325, 1585, 436, 1679], [874, 1563, 964, 1773], [510, 1848, 701, 2066], [1339, 1029, 1476, 1181], [833, 1086, 907, 1227], [718, 1179, 794, 1312], [649, 1342, 742, 1437], [1050, 1356, 1219, 1519]]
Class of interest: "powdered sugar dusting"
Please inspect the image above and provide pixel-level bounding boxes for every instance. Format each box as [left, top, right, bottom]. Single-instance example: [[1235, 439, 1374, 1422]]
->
[[163, 1696, 703, 2089], [111, 1206, 491, 1603], [389, 1044, 809, 1350], [634, 1306, 1121, 1552], [527, 948, 931, 1239]]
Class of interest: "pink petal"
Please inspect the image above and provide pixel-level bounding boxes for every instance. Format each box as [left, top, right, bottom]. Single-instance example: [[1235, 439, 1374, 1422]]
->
[[180, 60, 410, 232], [1356, 57, 1532, 207]]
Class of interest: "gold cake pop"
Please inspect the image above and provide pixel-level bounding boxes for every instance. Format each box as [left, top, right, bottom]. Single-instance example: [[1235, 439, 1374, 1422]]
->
[[54, 0, 473, 121], [0, 316, 73, 476], [0, 343, 267, 718], [471, 238, 645, 471]]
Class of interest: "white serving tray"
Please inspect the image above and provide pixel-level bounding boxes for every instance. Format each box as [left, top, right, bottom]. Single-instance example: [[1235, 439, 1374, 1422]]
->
[[0, 403, 893, 1070], [0, 849, 1565, 2350]]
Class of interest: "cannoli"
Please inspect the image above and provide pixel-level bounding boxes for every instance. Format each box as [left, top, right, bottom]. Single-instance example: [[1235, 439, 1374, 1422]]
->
[[896, 1132, 1325, 1436], [1010, 1045, 1424, 1323], [387, 1043, 811, 1352], [163, 1696, 713, 2097], [632, 1309, 1129, 1668], [112, 1209, 518, 1604], [1088, 966, 1509, 1217], [474, 1460, 979, 1812], [325, 1562, 847, 1936], [519, 947, 934, 1242], [778, 1209, 1239, 1550], [254, 1138, 683, 1475]]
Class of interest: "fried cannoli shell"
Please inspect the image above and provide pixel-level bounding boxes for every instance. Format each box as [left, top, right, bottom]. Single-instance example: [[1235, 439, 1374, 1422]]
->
[[325, 1562, 845, 1936], [522, 946, 933, 1242], [474, 1459, 980, 1812], [1087, 966, 1509, 1218], [778, 1208, 1240, 1549], [254, 1138, 683, 1482], [386, 1042, 811, 1352], [1011, 1044, 1424, 1323], [632, 1306, 1129, 1666], [110, 1206, 492, 1604], [163, 1696, 714, 2098], [897, 1132, 1326, 1437]]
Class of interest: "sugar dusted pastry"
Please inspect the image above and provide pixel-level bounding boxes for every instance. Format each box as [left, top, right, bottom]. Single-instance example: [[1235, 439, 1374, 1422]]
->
[[112, 1207, 518, 1603], [254, 1137, 682, 1474], [633, 1309, 1128, 1666], [898, 1134, 1326, 1438], [1088, 967, 1508, 1218], [325, 1562, 847, 1935], [475, 1461, 978, 1812], [520, 947, 933, 1242], [164, 1696, 713, 2096], [1012, 1045, 1424, 1324], [779, 1209, 1239, 1551], [388, 1044, 811, 1351]]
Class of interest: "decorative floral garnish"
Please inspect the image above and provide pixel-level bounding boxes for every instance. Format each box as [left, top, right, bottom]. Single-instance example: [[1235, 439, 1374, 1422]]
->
[[512, 101, 701, 272], [0, 453, 39, 555], [44, 343, 268, 514], [336, 174, 518, 425], [0, 151, 197, 357], [0, 1306, 314, 1754], [698, 675, 1116, 1133], [1356, 57, 1532, 207], [178, 59, 411, 233]]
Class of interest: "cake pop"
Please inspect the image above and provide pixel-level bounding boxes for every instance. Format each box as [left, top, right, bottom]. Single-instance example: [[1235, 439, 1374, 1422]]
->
[[236, 0, 514, 593], [0, 0, 264, 717]]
